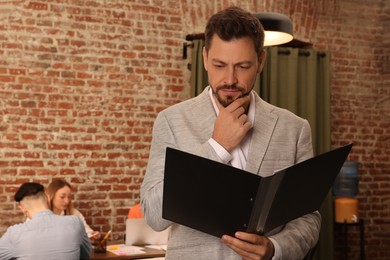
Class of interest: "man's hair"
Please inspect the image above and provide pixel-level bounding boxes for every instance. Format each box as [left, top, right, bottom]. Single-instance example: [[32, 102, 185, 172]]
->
[[204, 6, 265, 58], [14, 182, 45, 202]]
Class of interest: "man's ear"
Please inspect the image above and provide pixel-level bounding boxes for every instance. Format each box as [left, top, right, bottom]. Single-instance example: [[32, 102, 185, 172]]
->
[[257, 50, 267, 74], [18, 203, 28, 215], [202, 47, 209, 71]]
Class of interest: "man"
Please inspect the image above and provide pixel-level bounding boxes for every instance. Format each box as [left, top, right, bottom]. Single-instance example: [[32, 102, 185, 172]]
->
[[141, 6, 321, 260], [0, 182, 91, 260]]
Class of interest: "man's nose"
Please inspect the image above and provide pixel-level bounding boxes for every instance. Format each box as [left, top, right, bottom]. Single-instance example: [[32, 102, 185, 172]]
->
[[224, 67, 238, 86]]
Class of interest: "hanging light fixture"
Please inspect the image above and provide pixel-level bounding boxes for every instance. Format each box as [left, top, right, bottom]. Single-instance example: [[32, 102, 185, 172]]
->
[[254, 12, 293, 46]]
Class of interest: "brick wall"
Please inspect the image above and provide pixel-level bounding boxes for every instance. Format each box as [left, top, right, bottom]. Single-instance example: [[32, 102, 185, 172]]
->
[[0, 0, 186, 242], [0, 0, 388, 259]]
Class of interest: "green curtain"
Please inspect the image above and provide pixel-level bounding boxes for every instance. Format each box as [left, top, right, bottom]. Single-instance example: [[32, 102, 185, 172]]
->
[[190, 40, 208, 98], [257, 47, 332, 260], [255, 47, 331, 154], [190, 40, 332, 260]]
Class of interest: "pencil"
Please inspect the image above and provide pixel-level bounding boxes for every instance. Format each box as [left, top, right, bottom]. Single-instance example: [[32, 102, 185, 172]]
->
[[101, 230, 112, 243]]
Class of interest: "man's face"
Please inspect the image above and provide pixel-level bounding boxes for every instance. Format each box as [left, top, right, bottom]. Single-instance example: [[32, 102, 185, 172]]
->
[[203, 35, 265, 107]]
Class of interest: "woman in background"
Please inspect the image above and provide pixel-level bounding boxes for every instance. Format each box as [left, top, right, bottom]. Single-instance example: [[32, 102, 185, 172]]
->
[[46, 179, 101, 240]]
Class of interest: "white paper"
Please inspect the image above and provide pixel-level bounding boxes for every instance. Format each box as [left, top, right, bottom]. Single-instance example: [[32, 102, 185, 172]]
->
[[107, 244, 145, 256]]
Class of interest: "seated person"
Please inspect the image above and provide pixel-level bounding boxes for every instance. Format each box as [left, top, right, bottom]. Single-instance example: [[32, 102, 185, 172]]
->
[[0, 182, 91, 259], [46, 179, 101, 240], [128, 202, 144, 219]]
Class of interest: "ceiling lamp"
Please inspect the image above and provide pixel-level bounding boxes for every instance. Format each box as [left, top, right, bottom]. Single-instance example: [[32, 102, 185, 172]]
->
[[254, 12, 293, 46]]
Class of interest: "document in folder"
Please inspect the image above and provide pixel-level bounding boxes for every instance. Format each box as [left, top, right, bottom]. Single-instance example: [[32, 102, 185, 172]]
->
[[162, 143, 353, 237]]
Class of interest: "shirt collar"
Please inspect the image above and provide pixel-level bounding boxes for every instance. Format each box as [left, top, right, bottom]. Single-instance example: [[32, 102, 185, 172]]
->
[[32, 209, 54, 218]]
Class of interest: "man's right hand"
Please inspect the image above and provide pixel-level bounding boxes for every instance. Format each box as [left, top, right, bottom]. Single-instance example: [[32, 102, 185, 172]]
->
[[212, 95, 252, 152]]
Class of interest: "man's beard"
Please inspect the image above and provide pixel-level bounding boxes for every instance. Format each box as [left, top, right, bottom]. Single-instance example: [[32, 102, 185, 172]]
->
[[211, 84, 252, 108]]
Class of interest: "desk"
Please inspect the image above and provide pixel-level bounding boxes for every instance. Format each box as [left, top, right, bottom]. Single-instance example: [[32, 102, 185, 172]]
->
[[90, 246, 165, 260]]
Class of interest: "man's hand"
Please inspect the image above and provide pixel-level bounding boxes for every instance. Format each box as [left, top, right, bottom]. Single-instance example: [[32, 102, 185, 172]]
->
[[212, 95, 252, 152], [221, 232, 275, 260]]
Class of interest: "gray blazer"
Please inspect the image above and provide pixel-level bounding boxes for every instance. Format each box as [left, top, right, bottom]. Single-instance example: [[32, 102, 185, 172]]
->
[[141, 87, 321, 260]]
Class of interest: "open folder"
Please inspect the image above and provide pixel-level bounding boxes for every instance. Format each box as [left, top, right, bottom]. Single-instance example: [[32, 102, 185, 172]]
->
[[162, 143, 353, 237]]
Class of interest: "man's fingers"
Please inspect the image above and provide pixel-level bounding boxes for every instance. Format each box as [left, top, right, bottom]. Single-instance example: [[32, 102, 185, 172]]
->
[[225, 95, 251, 112], [238, 114, 248, 125], [234, 231, 260, 245], [231, 106, 245, 119]]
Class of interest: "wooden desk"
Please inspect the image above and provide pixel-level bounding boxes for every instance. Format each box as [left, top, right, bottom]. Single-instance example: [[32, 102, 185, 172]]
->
[[91, 251, 128, 260], [90, 246, 165, 260]]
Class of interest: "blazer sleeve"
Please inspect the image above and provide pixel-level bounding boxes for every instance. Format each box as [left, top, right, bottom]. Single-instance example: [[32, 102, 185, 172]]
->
[[140, 111, 176, 232], [140, 108, 220, 232]]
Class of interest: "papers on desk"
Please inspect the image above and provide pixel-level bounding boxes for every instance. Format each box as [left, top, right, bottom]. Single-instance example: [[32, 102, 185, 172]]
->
[[107, 244, 166, 257], [107, 244, 144, 256]]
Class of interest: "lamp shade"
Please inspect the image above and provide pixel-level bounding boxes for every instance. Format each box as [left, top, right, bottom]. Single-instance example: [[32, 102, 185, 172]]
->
[[254, 12, 293, 46]]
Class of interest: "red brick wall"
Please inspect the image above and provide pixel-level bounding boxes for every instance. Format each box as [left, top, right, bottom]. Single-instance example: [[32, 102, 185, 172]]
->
[[0, 0, 186, 242], [0, 1, 388, 259]]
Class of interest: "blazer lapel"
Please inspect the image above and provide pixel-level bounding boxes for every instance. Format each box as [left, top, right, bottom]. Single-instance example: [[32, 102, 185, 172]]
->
[[189, 87, 217, 140], [246, 96, 278, 175], [188, 88, 278, 175]]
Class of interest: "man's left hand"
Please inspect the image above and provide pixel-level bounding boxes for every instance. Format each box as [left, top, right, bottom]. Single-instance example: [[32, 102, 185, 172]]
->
[[221, 232, 275, 260]]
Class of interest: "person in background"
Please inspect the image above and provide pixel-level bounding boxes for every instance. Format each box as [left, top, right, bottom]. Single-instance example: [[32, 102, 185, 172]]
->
[[46, 179, 101, 240], [0, 182, 91, 260], [141, 6, 321, 260]]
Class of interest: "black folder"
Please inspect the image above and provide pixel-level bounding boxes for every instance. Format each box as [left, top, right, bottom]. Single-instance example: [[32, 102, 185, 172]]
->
[[162, 144, 353, 237]]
